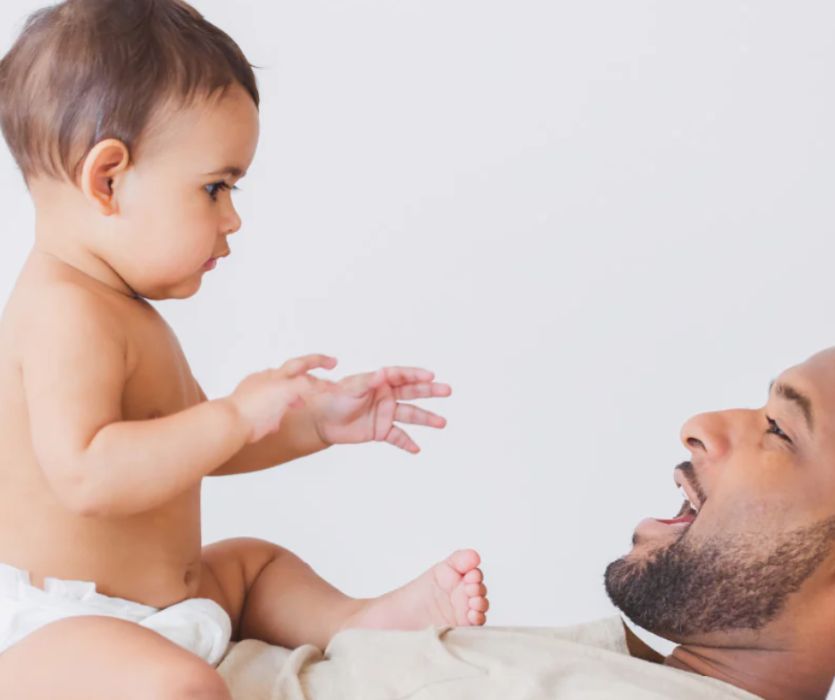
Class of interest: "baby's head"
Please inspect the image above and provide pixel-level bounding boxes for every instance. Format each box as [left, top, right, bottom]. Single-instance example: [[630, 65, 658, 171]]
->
[[0, 0, 260, 300]]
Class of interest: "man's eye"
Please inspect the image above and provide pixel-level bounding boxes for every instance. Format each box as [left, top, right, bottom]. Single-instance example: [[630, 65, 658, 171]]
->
[[765, 415, 792, 443], [205, 182, 240, 201]]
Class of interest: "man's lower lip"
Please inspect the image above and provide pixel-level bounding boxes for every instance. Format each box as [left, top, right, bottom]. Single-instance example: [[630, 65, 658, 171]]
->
[[203, 258, 217, 270], [634, 516, 694, 539]]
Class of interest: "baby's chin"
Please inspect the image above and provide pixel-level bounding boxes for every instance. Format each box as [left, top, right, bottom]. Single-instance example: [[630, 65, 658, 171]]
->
[[134, 277, 204, 300]]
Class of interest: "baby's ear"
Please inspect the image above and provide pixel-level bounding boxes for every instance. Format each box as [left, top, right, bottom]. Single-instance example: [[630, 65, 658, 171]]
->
[[79, 138, 130, 215]]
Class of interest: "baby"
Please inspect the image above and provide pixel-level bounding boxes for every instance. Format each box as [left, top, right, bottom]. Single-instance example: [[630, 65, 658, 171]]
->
[[0, 1, 488, 698]]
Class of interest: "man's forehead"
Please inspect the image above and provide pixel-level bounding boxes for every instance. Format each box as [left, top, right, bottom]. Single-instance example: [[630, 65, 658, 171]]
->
[[773, 348, 835, 430], [793, 347, 835, 382]]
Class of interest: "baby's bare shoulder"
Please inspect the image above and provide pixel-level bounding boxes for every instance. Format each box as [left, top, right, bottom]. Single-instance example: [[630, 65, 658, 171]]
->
[[20, 280, 128, 348], [11, 279, 138, 387]]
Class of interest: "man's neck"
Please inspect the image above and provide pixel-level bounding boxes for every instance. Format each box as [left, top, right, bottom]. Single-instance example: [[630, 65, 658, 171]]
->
[[622, 616, 832, 698], [663, 643, 831, 700]]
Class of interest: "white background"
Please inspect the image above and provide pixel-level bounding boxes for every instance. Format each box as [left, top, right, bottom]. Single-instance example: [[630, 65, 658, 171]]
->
[[1, 0, 834, 658]]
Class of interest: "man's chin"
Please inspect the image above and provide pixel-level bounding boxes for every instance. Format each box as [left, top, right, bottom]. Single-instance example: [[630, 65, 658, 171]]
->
[[605, 513, 835, 641], [602, 532, 702, 641]]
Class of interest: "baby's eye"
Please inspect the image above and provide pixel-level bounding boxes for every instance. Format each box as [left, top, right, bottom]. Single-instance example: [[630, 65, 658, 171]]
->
[[765, 415, 792, 444], [205, 181, 240, 201]]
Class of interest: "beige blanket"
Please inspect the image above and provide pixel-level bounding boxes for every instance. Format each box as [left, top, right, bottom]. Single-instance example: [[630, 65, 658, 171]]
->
[[216, 615, 762, 699]]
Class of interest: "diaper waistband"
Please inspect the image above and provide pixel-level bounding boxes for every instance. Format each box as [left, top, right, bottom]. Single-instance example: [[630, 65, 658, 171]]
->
[[0, 560, 158, 615]]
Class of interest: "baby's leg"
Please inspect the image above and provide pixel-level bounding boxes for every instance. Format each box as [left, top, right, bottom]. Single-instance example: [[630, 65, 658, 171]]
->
[[238, 542, 489, 650], [339, 549, 490, 633], [0, 615, 230, 700]]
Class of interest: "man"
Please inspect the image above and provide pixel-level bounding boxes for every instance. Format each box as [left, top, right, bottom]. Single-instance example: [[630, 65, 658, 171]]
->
[[215, 348, 835, 700], [605, 345, 835, 699]]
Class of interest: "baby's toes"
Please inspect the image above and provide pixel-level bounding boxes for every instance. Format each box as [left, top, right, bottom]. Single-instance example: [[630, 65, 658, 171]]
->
[[465, 583, 487, 597], [447, 549, 481, 576], [467, 609, 487, 626], [463, 567, 483, 584], [463, 588, 489, 627], [468, 595, 489, 613]]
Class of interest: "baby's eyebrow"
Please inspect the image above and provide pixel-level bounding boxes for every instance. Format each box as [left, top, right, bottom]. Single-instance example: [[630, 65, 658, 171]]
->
[[204, 166, 246, 178]]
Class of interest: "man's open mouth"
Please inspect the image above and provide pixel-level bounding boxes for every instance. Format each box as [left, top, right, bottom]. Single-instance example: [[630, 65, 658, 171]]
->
[[656, 485, 700, 525]]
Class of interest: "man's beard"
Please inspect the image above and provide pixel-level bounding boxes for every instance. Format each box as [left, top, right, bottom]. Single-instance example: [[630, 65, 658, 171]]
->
[[604, 515, 835, 638]]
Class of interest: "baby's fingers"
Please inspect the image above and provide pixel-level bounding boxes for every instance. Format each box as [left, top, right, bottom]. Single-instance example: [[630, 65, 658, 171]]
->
[[284, 374, 337, 396], [394, 403, 447, 428], [378, 366, 436, 387], [384, 425, 421, 454], [394, 382, 452, 401], [279, 354, 338, 378]]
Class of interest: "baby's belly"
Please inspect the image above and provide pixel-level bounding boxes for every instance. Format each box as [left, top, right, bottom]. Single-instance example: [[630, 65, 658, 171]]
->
[[0, 484, 203, 609]]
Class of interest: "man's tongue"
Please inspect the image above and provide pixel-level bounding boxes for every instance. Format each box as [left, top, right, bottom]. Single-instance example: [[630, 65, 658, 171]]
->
[[656, 513, 696, 525], [656, 499, 697, 525]]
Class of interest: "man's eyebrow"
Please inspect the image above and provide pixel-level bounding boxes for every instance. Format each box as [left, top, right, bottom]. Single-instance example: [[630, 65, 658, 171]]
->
[[768, 379, 815, 432], [204, 166, 246, 178]]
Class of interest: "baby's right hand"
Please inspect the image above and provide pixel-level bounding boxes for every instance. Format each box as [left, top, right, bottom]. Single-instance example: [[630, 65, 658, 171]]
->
[[228, 354, 338, 444]]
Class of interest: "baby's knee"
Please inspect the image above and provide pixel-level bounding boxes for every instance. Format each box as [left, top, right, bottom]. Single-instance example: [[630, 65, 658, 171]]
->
[[156, 660, 231, 700]]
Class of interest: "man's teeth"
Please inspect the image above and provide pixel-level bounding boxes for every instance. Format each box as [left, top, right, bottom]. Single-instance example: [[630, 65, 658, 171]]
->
[[677, 485, 699, 514]]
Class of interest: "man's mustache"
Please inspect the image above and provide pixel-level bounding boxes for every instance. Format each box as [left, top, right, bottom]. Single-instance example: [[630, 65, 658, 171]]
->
[[674, 460, 708, 507]]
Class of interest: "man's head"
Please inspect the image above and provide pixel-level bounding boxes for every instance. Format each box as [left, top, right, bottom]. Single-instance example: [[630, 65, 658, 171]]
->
[[605, 347, 835, 651], [0, 0, 260, 300]]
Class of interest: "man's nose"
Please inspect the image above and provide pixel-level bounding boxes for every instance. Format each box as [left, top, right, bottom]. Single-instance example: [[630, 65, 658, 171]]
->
[[679, 410, 741, 460]]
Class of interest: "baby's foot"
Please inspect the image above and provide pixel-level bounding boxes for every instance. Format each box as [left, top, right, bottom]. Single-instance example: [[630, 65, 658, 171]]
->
[[341, 549, 489, 633]]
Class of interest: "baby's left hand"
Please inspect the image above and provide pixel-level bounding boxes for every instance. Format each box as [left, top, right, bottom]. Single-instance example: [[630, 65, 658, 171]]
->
[[306, 366, 451, 453]]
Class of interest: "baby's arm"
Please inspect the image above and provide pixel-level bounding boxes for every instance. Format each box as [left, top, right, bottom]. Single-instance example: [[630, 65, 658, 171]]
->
[[22, 287, 248, 518], [195, 380, 329, 477]]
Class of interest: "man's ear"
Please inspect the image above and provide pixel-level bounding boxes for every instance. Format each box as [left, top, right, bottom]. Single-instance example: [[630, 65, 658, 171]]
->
[[79, 138, 131, 215]]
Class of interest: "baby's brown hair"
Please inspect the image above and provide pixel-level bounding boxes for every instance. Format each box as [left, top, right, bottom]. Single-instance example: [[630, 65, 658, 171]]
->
[[0, 0, 260, 188]]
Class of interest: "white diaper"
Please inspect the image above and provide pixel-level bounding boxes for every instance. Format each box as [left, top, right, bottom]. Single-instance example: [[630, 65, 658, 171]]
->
[[0, 561, 232, 667]]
